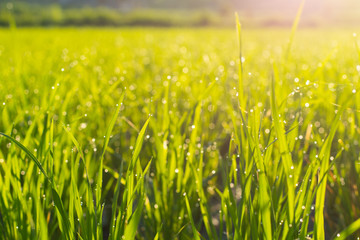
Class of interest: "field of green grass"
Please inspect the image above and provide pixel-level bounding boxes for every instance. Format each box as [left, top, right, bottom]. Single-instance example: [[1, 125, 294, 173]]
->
[[1, 26, 360, 239]]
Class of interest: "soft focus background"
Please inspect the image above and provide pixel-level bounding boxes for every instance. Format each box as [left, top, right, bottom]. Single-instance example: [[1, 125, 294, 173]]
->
[[1, 0, 360, 28]]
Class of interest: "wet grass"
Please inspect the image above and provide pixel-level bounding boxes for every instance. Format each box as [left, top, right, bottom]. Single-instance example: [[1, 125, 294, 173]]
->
[[1, 26, 360, 239]]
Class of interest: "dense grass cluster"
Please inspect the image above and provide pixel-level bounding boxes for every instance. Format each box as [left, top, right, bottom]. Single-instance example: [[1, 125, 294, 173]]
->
[[1, 26, 360, 239]]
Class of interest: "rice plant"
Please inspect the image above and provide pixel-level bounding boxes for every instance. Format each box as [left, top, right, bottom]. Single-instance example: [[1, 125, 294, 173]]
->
[[1, 15, 360, 240]]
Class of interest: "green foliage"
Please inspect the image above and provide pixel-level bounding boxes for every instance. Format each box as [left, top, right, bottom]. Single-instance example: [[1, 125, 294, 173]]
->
[[1, 24, 360, 239]]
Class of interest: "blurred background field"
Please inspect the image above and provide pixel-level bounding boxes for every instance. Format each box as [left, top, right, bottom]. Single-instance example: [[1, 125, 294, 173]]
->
[[1, 0, 360, 28]]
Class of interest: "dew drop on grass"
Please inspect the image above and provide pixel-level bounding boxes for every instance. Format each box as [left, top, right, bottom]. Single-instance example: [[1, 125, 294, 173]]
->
[[174, 168, 179, 173], [353, 89, 356, 93], [337, 233, 340, 237]]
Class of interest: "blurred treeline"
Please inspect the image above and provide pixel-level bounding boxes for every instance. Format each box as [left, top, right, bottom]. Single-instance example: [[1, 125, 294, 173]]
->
[[1, 0, 358, 28], [0, 2, 235, 27]]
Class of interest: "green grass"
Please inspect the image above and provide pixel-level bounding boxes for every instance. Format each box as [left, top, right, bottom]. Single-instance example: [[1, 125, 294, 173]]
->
[[1, 26, 360, 239]]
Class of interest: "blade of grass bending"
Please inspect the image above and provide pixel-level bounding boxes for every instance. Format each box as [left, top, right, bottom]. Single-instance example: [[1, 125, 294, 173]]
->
[[96, 92, 125, 237], [336, 218, 360, 240], [128, 117, 150, 172], [52, 188, 73, 240], [315, 95, 352, 240], [185, 196, 201, 240], [0, 132, 49, 180], [0, 132, 72, 239]]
